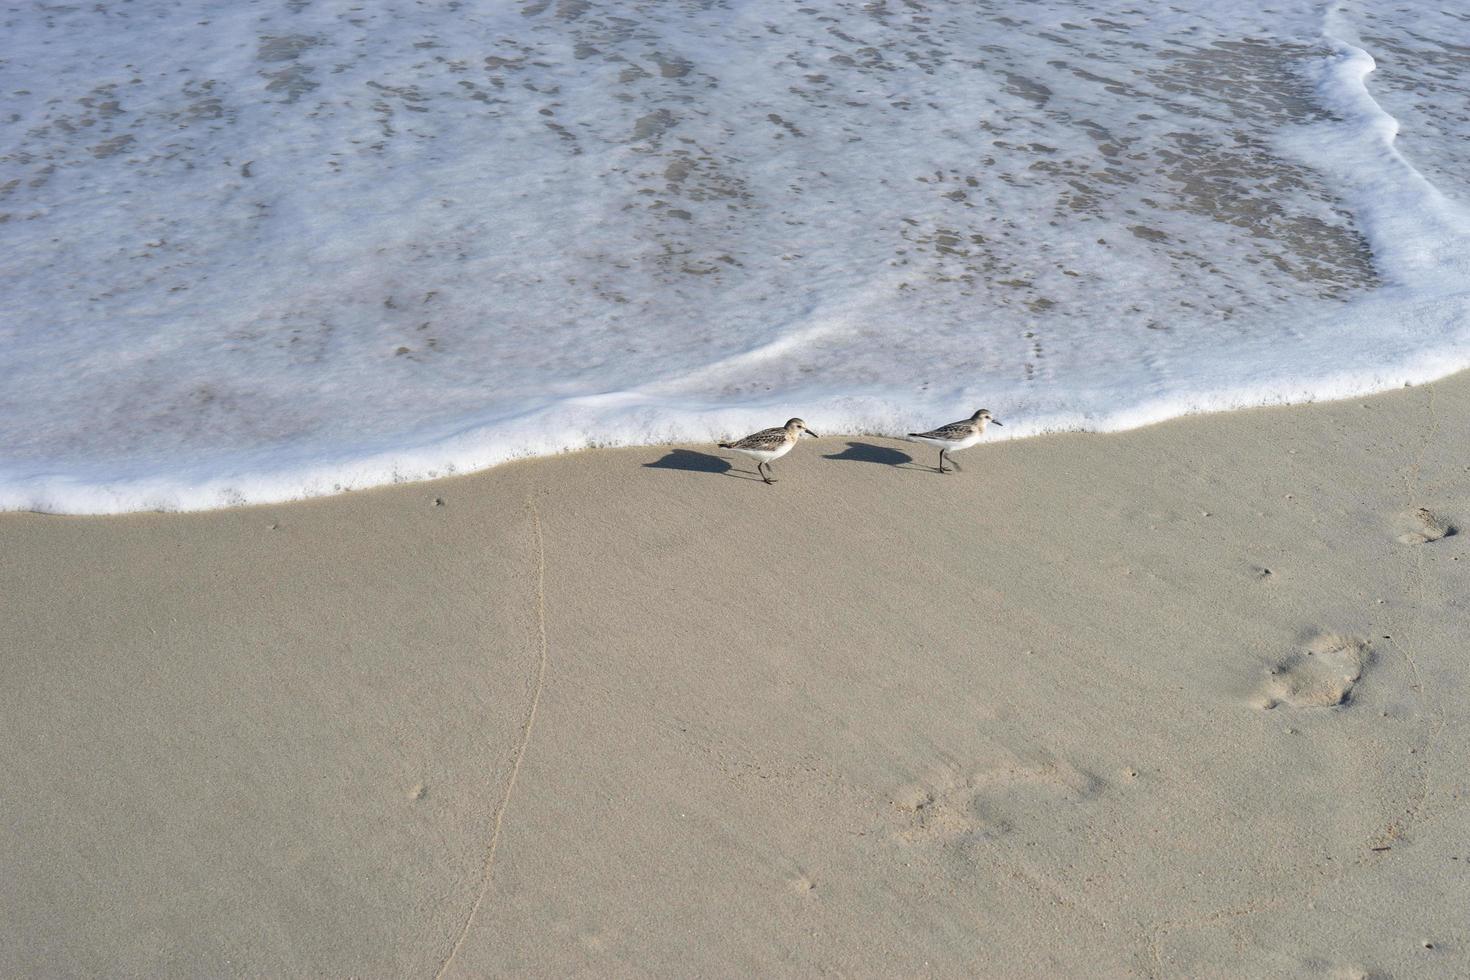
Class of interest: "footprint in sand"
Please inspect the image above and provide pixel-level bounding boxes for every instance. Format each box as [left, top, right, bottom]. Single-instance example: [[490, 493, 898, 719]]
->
[[1395, 507, 1455, 545], [1257, 634, 1371, 709], [1323, 965, 1387, 980], [890, 757, 1103, 843]]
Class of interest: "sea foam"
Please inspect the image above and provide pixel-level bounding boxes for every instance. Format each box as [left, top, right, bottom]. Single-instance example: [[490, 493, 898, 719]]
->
[[1, 0, 1467, 513]]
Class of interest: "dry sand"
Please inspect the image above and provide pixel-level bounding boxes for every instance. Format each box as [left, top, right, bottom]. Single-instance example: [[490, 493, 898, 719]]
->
[[3, 374, 1468, 977]]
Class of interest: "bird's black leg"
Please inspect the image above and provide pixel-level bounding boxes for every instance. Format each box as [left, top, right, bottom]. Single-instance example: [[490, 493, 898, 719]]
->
[[760, 461, 774, 485], [937, 448, 948, 474]]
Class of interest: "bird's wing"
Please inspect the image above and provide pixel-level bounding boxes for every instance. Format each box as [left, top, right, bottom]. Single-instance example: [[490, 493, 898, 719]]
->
[[910, 421, 972, 440], [725, 427, 787, 450]]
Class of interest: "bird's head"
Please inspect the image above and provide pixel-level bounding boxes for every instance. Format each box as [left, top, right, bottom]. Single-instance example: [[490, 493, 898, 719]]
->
[[786, 418, 819, 438]]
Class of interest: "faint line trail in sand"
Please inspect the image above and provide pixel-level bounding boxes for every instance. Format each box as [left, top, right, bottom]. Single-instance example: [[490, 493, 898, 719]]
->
[[1372, 381, 1446, 849], [435, 496, 550, 980]]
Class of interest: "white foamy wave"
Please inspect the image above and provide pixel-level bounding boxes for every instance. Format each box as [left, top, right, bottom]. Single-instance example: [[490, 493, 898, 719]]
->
[[1, 0, 1468, 513]]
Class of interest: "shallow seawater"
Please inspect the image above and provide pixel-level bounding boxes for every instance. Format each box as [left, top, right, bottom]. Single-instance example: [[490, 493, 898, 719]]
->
[[1, 0, 1468, 512]]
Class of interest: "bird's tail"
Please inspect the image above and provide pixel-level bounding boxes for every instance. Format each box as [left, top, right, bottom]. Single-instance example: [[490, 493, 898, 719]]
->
[[906, 433, 921, 438], [718, 441, 734, 449]]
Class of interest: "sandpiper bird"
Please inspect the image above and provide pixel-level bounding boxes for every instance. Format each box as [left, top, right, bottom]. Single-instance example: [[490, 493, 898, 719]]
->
[[718, 418, 819, 484], [908, 409, 1002, 474]]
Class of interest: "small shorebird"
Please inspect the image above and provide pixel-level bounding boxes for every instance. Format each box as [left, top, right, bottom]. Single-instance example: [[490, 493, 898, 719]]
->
[[718, 418, 819, 484], [908, 409, 1003, 474]]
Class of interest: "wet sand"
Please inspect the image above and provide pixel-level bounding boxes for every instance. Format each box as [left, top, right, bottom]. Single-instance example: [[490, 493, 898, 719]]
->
[[3, 373, 1468, 977]]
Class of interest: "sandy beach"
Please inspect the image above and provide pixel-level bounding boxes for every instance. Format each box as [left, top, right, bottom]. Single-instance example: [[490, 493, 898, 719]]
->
[[3, 373, 1467, 977]]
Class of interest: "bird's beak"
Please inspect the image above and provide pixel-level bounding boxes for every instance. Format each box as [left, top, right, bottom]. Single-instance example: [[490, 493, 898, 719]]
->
[[804, 429, 819, 438], [990, 419, 1003, 427]]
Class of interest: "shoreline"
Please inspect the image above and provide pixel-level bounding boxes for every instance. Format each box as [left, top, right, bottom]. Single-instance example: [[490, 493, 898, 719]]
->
[[8, 355, 1470, 516], [4, 369, 1468, 976]]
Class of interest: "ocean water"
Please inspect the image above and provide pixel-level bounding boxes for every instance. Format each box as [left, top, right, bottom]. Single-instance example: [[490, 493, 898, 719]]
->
[[2, 0, 1467, 513]]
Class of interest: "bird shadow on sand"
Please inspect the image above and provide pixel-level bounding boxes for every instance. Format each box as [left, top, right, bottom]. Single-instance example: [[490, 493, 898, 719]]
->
[[823, 441, 928, 470], [643, 449, 764, 481]]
